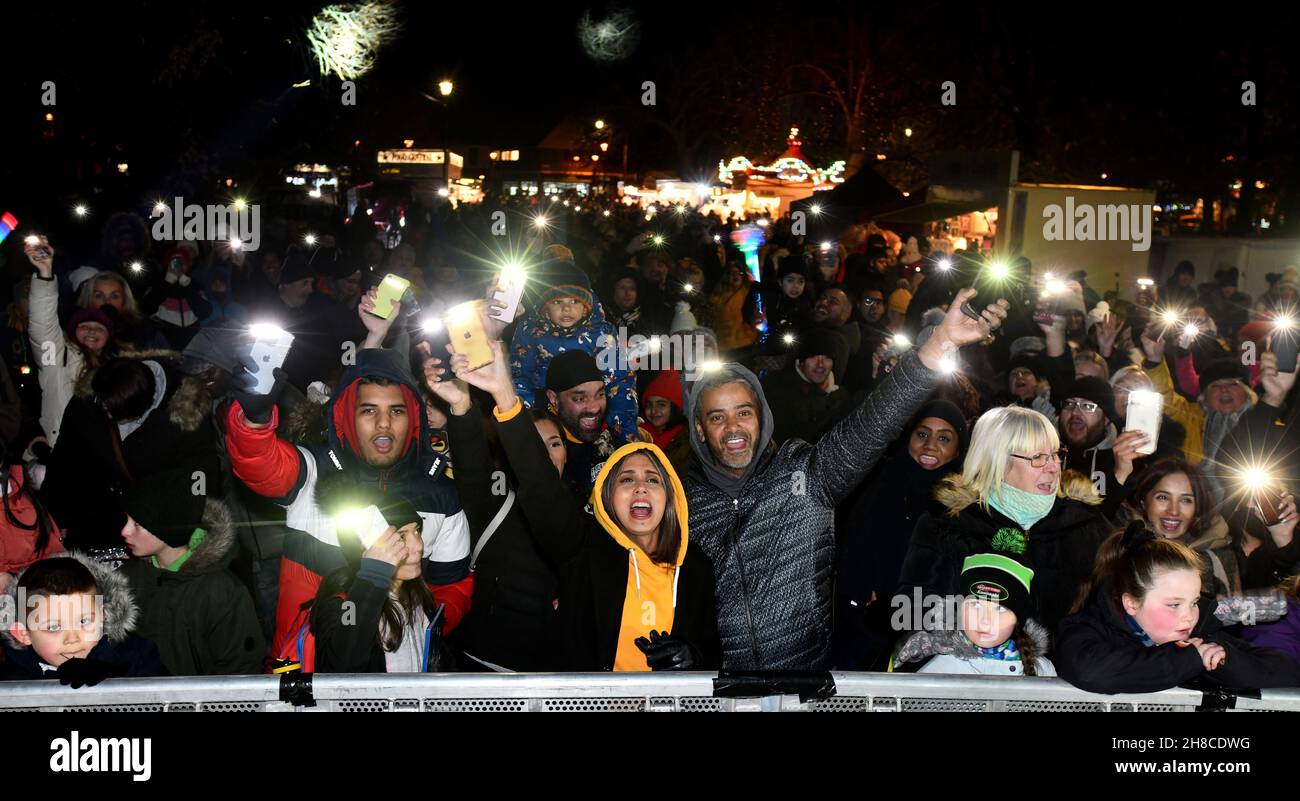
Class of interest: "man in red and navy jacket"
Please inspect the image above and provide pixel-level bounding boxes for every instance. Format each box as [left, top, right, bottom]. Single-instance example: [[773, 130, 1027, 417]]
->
[[226, 347, 471, 661]]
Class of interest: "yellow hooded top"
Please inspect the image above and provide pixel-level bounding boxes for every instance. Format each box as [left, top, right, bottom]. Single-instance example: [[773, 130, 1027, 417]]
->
[[589, 441, 691, 671]]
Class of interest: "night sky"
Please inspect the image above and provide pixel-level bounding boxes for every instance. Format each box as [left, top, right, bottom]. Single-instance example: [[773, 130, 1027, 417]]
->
[[4, 2, 1300, 228]]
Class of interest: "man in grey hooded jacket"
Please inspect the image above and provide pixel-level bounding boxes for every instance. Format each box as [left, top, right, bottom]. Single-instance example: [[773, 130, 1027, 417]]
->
[[683, 288, 1007, 669]]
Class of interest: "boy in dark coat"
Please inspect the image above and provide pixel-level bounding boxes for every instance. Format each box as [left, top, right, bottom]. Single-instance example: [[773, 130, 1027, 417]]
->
[[118, 462, 265, 675], [1, 553, 163, 683]]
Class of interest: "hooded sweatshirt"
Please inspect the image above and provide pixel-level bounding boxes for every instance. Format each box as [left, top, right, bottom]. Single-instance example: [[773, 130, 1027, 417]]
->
[[590, 441, 691, 670], [226, 348, 471, 658], [492, 399, 720, 671], [684, 353, 938, 669]]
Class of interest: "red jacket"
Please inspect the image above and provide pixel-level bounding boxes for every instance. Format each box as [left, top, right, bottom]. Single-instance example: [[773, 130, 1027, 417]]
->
[[226, 349, 472, 667]]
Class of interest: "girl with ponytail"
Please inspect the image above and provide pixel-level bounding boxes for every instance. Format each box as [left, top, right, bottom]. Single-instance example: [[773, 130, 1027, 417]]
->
[[1056, 521, 1300, 693]]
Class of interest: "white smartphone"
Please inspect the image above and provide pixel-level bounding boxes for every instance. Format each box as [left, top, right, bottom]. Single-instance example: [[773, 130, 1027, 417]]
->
[[1125, 389, 1163, 456], [344, 505, 391, 549], [488, 263, 527, 324], [246, 324, 295, 394]]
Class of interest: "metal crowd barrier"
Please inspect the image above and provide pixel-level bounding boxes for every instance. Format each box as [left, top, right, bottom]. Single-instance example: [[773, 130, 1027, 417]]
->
[[2, 672, 1298, 711]]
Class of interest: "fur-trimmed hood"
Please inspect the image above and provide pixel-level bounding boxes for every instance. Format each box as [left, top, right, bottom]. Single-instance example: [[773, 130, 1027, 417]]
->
[[162, 497, 236, 575], [74, 349, 212, 433], [896, 617, 1052, 674], [1, 552, 139, 647], [935, 468, 1101, 517], [1112, 503, 1232, 553]]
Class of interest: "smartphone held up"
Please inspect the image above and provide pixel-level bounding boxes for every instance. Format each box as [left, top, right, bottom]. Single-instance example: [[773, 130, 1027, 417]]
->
[[444, 300, 494, 371], [1240, 466, 1285, 526], [246, 323, 295, 394]]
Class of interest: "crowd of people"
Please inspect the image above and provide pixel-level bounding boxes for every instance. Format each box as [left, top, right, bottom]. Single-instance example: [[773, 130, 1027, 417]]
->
[[2, 193, 1299, 696]]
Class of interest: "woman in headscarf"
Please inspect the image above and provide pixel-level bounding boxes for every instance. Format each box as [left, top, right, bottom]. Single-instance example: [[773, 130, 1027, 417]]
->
[[833, 400, 968, 669]]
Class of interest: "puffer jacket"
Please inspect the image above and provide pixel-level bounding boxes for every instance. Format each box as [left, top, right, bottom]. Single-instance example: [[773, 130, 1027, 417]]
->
[[684, 351, 939, 670], [898, 472, 1112, 636], [119, 497, 266, 675]]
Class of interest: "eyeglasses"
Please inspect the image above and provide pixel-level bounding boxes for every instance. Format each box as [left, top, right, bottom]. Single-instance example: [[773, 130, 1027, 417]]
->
[[1061, 399, 1100, 414], [1010, 448, 1068, 468]]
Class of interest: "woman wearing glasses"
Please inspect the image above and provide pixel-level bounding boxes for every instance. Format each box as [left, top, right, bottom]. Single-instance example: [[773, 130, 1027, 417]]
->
[[898, 405, 1112, 635]]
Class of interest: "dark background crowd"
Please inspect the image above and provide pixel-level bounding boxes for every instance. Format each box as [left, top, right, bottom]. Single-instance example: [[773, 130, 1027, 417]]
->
[[1, 193, 1298, 694]]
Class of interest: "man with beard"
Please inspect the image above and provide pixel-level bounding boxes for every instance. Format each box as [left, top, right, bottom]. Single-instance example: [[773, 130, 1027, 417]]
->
[[811, 284, 860, 384], [543, 349, 617, 499], [1057, 376, 1148, 512], [684, 287, 1008, 670]]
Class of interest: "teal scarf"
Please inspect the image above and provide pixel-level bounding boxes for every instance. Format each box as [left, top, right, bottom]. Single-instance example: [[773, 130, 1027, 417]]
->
[[989, 483, 1056, 530]]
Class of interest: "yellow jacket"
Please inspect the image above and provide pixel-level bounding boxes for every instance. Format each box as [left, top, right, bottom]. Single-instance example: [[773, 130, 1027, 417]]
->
[[590, 441, 690, 671], [1144, 359, 1205, 463]]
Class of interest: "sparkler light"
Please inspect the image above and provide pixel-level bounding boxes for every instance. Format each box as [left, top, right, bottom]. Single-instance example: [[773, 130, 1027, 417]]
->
[[306, 2, 402, 81], [576, 7, 640, 63]]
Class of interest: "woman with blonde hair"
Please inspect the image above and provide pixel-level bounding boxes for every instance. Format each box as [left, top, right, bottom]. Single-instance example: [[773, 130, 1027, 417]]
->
[[75, 270, 167, 351], [898, 405, 1113, 633], [24, 240, 126, 444]]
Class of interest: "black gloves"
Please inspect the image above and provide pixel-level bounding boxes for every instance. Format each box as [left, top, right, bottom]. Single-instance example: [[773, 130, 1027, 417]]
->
[[634, 630, 699, 671], [56, 657, 128, 688], [231, 350, 289, 425]]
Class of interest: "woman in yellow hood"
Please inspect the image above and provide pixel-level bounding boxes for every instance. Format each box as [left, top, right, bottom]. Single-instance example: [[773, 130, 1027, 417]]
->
[[444, 340, 720, 671]]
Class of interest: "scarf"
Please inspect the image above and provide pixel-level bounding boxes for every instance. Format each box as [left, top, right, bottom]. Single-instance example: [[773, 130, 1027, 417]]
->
[[1202, 405, 1250, 463], [988, 482, 1056, 530], [967, 634, 1021, 662], [1123, 611, 1156, 647]]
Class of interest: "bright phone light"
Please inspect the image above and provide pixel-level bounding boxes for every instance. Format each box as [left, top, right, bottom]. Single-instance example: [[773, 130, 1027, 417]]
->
[[24, 235, 40, 246], [820, 241, 832, 252], [938, 259, 952, 271], [1241, 467, 1273, 489], [1183, 323, 1199, 338], [421, 316, 443, 334], [533, 215, 549, 229], [892, 334, 911, 349], [304, 233, 317, 246], [249, 322, 289, 340], [988, 262, 1010, 280], [73, 204, 88, 218], [1276, 315, 1296, 332], [129, 261, 145, 274]]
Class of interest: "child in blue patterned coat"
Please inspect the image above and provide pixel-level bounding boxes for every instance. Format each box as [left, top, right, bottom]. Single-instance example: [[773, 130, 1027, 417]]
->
[[509, 250, 639, 444]]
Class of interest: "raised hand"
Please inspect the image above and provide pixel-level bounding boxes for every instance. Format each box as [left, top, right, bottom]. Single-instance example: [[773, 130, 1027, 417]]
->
[[1140, 328, 1166, 364], [1095, 312, 1122, 357], [451, 339, 515, 410], [918, 287, 1008, 370], [1259, 349, 1298, 408], [359, 287, 400, 348], [1262, 491, 1298, 548], [362, 526, 405, 566], [420, 342, 471, 415], [1111, 430, 1151, 486], [24, 236, 55, 278]]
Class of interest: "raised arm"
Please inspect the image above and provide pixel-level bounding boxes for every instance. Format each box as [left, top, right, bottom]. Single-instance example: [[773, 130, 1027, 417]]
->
[[23, 239, 68, 367], [809, 288, 1008, 506], [453, 340, 590, 563]]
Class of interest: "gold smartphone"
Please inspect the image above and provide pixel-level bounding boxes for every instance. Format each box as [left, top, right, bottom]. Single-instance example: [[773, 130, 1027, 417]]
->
[[444, 300, 494, 371], [372, 274, 411, 320]]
